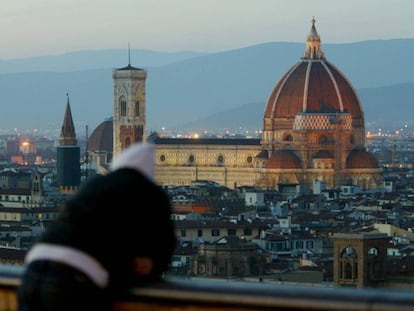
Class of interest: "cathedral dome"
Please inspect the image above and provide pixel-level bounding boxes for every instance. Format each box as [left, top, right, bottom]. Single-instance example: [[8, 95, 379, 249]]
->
[[265, 150, 302, 169], [87, 119, 113, 152], [346, 149, 379, 169], [263, 19, 364, 130]]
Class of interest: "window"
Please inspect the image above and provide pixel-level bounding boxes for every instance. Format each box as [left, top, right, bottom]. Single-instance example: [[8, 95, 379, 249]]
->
[[180, 229, 186, 237], [228, 229, 236, 236], [345, 263, 352, 279], [243, 228, 252, 236], [197, 229, 203, 237], [125, 137, 131, 148], [319, 135, 328, 144], [212, 229, 220, 236], [368, 248, 378, 256], [119, 96, 127, 116], [160, 155, 166, 162], [306, 241, 314, 249], [135, 101, 140, 116]]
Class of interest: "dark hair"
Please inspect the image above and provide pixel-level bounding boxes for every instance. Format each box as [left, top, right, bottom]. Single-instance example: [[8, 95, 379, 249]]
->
[[44, 168, 176, 284]]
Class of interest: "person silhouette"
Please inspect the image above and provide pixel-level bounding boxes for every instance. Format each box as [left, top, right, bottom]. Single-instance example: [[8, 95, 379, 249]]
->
[[17, 142, 176, 311]]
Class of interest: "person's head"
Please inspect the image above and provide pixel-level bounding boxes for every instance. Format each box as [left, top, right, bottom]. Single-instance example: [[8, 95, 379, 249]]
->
[[110, 142, 176, 277], [64, 142, 176, 279]]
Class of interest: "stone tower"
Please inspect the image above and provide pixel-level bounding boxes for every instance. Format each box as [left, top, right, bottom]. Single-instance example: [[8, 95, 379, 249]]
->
[[56, 94, 81, 193], [331, 233, 390, 288], [112, 58, 147, 159]]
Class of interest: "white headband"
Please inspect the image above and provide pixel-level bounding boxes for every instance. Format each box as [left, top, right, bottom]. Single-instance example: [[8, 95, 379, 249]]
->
[[110, 142, 155, 181]]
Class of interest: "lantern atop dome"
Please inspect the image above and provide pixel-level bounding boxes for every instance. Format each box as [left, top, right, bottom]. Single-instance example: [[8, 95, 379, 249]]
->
[[302, 17, 325, 60]]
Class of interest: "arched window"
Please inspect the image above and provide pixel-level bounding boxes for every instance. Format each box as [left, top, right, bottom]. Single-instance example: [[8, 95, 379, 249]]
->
[[119, 96, 127, 117]]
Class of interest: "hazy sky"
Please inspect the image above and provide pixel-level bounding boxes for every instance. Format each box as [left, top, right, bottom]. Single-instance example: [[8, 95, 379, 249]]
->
[[1, 0, 413, 59]]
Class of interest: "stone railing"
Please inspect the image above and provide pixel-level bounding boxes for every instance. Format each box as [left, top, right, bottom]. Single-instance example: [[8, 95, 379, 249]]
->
[[2, 271, 414, 311]]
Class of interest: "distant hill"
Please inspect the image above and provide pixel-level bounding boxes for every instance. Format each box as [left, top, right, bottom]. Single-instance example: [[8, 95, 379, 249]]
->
[[0, 49, 206, 73], [0, 39, 413, 136], [176, 82, 414, 134]]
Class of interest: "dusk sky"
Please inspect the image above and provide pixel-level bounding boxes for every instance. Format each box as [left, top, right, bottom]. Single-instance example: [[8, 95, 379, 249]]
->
[[1, 0, 413, 59]]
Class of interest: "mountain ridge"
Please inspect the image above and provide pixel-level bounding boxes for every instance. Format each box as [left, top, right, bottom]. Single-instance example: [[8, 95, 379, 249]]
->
[[0, 39, 413, 136]]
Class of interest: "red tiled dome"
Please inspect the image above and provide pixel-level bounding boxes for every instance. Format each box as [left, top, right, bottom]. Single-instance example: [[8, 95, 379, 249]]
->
[[87, 119, 113, 152], [346, 149, 379, 169], [264, 62, 363, 120], [264, 19, 363, 129], [266, 150, 302, 169]]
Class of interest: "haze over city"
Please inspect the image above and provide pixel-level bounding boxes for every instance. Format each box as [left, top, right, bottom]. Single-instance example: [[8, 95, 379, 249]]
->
[[1, 1, 414, 138], [1, 0, 413, 59]]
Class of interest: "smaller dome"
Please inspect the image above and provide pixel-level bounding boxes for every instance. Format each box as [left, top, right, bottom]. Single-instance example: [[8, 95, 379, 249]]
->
[[346, 149, 379, 169], [87, 119, 113, 152], [266, 150, 302, 169], [255, 149, 269, 159]]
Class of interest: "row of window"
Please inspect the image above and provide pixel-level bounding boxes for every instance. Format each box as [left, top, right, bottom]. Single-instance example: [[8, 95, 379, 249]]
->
[[0, 195, 30, 202], [266, 240, 315, 251], [179, 228, 253, 238], [282, 133, 355, 144], [159, 154, 254, 164], [119, 98, 140, 117]]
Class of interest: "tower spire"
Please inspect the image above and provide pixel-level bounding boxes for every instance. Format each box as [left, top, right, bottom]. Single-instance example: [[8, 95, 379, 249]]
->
[[59, 93, 77, 146], [128, 42, 131, 66]]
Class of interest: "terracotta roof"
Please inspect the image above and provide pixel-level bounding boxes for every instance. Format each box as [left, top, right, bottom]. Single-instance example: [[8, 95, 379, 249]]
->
[[266, 150, 302, 169], [87, 119, 113, 152], [346, 149, 380, 169]]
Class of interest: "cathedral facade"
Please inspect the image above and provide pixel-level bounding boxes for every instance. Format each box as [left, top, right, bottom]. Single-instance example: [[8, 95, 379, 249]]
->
[[88, 19, 383, 190]]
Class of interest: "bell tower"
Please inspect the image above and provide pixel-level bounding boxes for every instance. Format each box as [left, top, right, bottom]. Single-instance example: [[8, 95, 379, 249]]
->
[[112, 53, 147, 158], [331, 233, 390, 288], [56, 93, 81, 193]]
